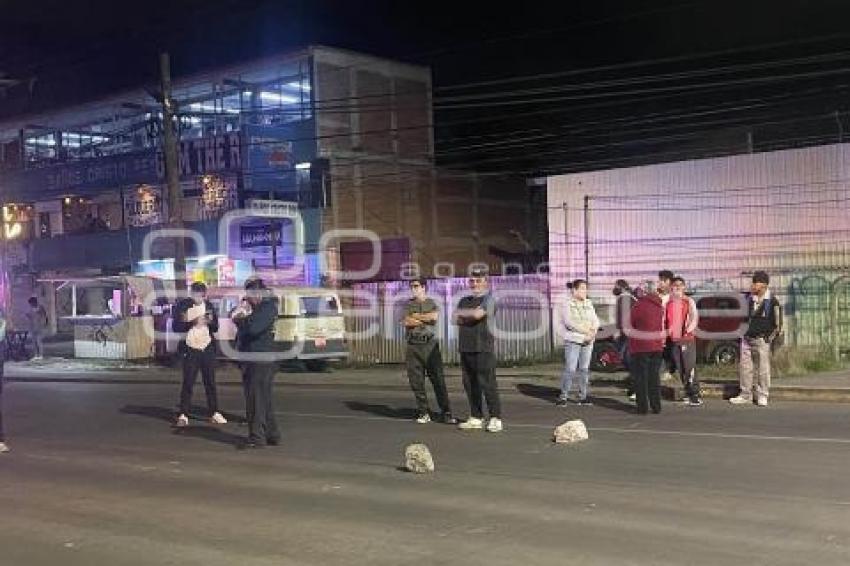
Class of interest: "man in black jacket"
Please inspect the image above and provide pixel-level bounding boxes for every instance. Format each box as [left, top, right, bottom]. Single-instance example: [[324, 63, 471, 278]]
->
[[730, 271, 783, 407], [233, 278, 281, 448], [455, 268, 502, 433], [173, 282, 225, 427]]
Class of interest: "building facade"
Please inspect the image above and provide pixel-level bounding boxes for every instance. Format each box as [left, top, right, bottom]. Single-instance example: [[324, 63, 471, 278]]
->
[[0, 46, 533, 332]]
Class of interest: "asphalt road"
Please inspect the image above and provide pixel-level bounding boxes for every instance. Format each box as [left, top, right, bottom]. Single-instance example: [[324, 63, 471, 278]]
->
[[1, 376, 849, 566]]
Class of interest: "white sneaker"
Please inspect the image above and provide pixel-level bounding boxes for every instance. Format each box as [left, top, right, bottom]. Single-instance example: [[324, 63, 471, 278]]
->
[[175, 414, 189, 427], [458, 417, 484, 431], [729, 396, 752, 405], [628, 393, 637, 402], [486, 418, 504, 433], [757, 397, 769, 407], [416, 413, 431, 424], [0, 442, 9, 454], [210, 412, 228, 425]]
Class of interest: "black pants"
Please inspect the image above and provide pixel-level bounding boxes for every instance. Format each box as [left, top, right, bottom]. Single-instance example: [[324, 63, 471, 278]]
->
[[179, 347, 219, 416], [662, 341, 677, 374], [244, 362, 280, 445], [671, 341, 700, 401], [0, 361, 5, 442], [407, 341, 451, 416], [633, 352, 662, 414], [460, 351, 500, 419]]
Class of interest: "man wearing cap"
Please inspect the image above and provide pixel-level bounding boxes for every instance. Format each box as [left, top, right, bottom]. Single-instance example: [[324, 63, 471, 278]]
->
[[173, 282, 226, 427], [232, 278, 281, 448], [403, 278, 456, 425], [730, 271, 783, 407], [455, 268, 502, 432]]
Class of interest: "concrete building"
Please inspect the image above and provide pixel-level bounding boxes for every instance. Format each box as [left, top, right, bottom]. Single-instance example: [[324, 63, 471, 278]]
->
[[0, 46, 534, 332]]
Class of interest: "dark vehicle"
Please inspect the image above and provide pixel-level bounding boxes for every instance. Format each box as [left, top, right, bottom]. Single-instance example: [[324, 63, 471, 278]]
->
[[590, 331, 623, 372], [694, 294, 746, 367], [589, 294, 746, 372]]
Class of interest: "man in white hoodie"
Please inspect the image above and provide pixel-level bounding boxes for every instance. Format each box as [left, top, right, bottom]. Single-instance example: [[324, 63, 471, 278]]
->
[[558, 279, 600, 406]]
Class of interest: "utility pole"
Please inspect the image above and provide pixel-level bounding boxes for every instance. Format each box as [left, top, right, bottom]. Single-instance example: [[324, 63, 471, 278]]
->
[[159, 52, 187, 292], [583, 195, 590, 284], [270, 221, 279, 271]]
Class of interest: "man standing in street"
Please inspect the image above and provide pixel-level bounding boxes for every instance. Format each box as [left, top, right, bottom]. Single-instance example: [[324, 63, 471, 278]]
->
[[403, 278, 456, 424], [730, 271, 783, 407], [26, 297, 48, 361], [627, 288, 666, 415], [172, 282, 226, 427], [233, 278, 281, 448], [455, 268, 502, 433], [667, 276, 702, 406]]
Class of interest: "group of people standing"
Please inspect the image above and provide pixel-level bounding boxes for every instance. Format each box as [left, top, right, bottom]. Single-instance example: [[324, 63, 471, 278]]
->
[[400, 266, 785, 427], [173, 278, 281, 449], [0, 267, 786, 456], [402, 268, 503, 432], [562, 269, 783, 414], [614, 270, 703, 414]]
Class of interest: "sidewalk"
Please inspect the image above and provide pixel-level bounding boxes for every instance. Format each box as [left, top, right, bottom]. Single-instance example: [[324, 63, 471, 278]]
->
[[6, 357, 850, 402]]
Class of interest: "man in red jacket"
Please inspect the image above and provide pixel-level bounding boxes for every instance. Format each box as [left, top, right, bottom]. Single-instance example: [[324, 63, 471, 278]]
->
[[667, 277, 702, 407], [627, 290, 666, 414]]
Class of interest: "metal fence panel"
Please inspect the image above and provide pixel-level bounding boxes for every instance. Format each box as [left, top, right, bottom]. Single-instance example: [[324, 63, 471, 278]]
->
[[346, 275, 555, 364]]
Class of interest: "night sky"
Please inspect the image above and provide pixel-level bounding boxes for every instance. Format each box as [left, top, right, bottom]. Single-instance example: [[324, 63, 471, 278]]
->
[[3, 0, 850, 174]]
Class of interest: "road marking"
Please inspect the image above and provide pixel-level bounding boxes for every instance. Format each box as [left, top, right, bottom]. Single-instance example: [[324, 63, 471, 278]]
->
[[585, 427, 850, 445], [277, 411, 850, 445]]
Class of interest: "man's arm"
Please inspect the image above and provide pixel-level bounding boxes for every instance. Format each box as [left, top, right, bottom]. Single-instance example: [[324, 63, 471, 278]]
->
[[206, 301, 219, 334], [455, 307, 485, 324], [240, 302, 276, 338], [172, 300, 192, 333], [685, 297, 699, 335], [768, 301, 784, 342], [411, 310, 438, 324]]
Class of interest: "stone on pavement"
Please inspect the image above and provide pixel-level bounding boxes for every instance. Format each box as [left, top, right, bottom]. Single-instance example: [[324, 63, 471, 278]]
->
[[553, 420, 589, 444], [404, 443, 435, 473]]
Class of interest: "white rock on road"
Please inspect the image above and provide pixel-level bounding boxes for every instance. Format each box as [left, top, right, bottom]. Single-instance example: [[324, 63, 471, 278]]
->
[[553, 420, 589, 444], [404, 443, 435, 473]]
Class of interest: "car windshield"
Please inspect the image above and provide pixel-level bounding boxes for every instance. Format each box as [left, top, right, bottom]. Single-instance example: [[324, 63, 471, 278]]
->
[[299, 296, 340, 317]]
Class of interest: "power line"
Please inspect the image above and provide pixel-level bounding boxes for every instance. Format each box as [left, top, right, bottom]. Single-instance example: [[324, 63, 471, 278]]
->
[[434, 67, 850, 110], [434, 50, 850, 103], [437, 31, 850, 91]]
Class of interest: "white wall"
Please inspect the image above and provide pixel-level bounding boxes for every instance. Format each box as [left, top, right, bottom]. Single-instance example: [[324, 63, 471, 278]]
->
[[547, 143, 850, 307]]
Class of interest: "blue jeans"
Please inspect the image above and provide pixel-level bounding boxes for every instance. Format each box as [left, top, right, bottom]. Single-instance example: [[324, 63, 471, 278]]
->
[[561, 341, 593, 400], [31, 331, 44, 358]]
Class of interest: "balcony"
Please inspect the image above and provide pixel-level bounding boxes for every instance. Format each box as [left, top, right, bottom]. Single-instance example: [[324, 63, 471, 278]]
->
[[29, 220, 221, 272]]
